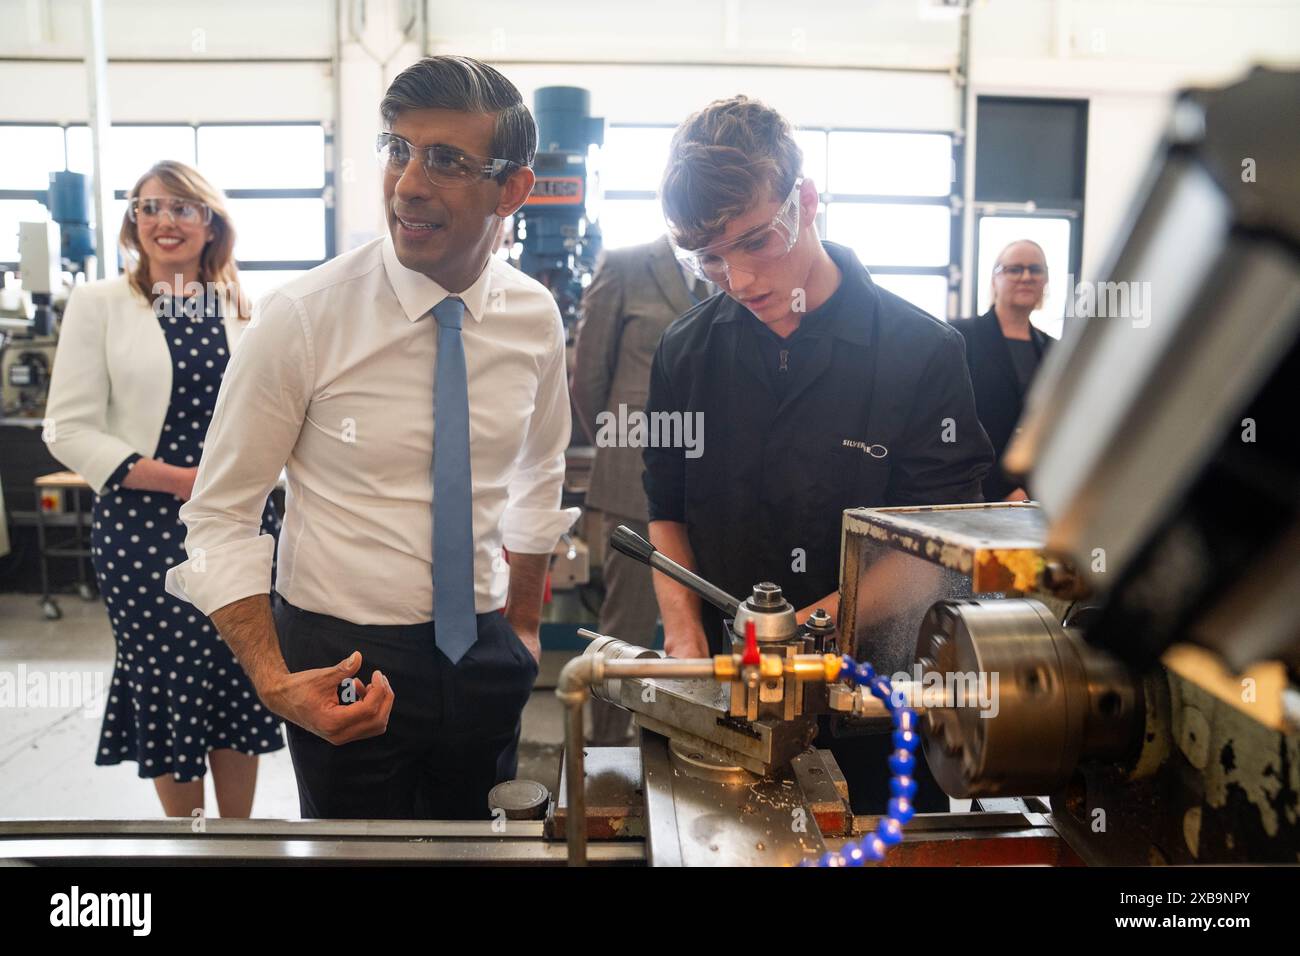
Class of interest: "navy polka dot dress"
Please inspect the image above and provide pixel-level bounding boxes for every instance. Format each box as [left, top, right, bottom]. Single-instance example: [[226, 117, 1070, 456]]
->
[[91, 294, 285, 781]]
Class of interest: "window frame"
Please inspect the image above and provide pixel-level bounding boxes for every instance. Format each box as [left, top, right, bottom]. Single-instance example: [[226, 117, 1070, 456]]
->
[[0, 122, 65, 269], [0, 119, 334, 276], [972, 95, 1089, 329], [598, 121, 959, 317]]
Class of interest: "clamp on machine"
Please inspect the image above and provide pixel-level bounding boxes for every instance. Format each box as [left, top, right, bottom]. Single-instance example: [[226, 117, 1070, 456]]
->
[[553, 525, 928, 867]]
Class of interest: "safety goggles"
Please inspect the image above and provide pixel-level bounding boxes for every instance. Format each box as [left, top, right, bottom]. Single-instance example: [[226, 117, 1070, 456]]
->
[[674, 179, 803, 284], [376, 132, 521, 188], [128, 197, 212, 226]]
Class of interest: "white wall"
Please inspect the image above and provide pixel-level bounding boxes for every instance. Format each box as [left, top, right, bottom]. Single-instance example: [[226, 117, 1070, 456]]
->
[[967, 0, 1300, 281], [0, 60, 332, 122], [0, 0, 334, 120], [2, 0, 1298, 293]]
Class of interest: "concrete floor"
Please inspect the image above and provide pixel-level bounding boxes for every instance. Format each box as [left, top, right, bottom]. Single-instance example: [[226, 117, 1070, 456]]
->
[[0, 591, 577, 820]]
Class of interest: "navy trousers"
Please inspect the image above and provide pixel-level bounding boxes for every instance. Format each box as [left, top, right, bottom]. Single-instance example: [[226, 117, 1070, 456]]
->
[[273, 595, 538, 820]]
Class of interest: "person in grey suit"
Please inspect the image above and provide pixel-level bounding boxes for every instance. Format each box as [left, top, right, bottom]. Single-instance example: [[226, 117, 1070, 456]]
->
[[572, 233, 710, 743]]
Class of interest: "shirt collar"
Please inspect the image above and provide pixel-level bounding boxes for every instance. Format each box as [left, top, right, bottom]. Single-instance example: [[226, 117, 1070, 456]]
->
[[381, 233, 492, 324]]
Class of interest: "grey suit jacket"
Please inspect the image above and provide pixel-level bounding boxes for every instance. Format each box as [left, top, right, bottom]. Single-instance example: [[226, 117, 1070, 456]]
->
[[572, 234, 703, 520]]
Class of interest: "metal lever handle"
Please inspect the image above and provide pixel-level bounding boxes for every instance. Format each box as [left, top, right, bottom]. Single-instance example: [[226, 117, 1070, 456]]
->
[[609, 524, 741, 618]]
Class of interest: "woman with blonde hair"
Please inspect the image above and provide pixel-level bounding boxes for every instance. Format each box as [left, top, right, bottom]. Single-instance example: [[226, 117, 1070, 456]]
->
[[950, 239, 1056, 501], [44, 160, 283, 818]]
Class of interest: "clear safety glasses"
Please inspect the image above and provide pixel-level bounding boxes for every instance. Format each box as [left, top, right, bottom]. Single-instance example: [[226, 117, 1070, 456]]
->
[[128, 197, 213, 226], [376, 132, 521, 188], [674, 179, 803, 284]]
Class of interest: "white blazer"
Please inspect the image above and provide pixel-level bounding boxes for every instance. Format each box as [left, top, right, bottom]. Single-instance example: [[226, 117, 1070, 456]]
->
[[43, 275, 247, 495]]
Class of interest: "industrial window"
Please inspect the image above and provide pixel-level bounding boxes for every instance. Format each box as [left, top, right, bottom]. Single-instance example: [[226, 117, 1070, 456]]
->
[[597, 123, 957, 321], [973, 96, 1088, 338], [819, 128, 955, 322], [595, 125, 674, 250], [0, 121, 332, 299], [0, 126, 68, 191], [975, 215, 1074, 338], [0, 125, 67, 263]]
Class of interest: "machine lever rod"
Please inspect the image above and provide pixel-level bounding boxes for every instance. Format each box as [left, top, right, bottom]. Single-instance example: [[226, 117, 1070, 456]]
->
[[609, 524, 741, 618]]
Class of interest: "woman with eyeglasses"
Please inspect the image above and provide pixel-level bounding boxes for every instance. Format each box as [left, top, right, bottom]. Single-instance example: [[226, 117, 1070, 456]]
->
[[43, 160, 284, 818], [950, 239, 1057, 502]]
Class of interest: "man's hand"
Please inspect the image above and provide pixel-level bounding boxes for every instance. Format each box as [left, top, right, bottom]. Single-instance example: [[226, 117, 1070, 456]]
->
[[1003, 487, 1030, 502], [209, 595, 394, 746], [663, 627, 709, 660], [648, 521, 712, 659], [263, 651, 395, 745]]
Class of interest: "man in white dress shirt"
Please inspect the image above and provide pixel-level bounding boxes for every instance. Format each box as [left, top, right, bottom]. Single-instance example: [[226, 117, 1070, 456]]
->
[[166, 56, 578, 819]]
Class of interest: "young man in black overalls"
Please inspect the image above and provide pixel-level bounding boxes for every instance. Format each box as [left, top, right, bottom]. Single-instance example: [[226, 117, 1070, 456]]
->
[[642, 96, 993, 812]]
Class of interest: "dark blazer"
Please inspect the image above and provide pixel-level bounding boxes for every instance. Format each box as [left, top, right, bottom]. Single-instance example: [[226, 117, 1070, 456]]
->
[[948, 307, 1055, 501], [572, 235, 703, 520]]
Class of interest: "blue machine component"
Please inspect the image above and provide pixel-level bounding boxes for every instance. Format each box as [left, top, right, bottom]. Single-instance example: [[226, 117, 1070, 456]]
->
[[515, 86, 605, 335], [47, 171, 96, 264], [804, 656, 918, 867]]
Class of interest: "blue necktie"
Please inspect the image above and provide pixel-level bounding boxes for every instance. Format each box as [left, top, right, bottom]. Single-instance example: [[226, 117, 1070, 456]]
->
[[432, 297, 477, 664]]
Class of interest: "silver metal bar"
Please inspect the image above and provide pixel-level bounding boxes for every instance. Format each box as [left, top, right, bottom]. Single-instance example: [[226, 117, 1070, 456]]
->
[[639, 731, 683, 867], [645, 551, 740, 618], [0, 837, 643, 864], [562, 693, 587, 866], [604, 660, 717, 680], [852, 811, 1049, 834], [82, 0, 116, 278], [0, 818, 541, 838], [608, 525, 740, 617], [957, 0, 975, 318]]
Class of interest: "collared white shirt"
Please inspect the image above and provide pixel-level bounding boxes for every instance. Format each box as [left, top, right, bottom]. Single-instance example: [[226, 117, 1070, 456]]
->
[[165, 235, 579, 625]]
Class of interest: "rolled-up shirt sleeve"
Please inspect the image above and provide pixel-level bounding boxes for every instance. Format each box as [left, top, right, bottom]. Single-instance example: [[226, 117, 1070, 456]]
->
[[643, 342, 686, 523], [500, 313, 580, 553], [164, 292, 312, 615]]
